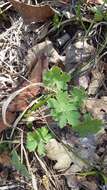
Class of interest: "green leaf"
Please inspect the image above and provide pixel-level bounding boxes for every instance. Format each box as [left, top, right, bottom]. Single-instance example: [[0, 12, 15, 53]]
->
[[48, 90, 80, 128], [59, 113, 67, 128], [37, 141, 46, 156], [53, 14, 61, 28], [67, 111, 80, 126], [26, 132, 38, 152], [26, 127, 53, 156], [71, 87, 86, 107], [94, 9, 103, 22], [75, 4, 81, 18], [75, 114, 102, 137], [103, 12, 107, 21], [38, 127, 48, 138], [101, 173, 107, 184], [43, 66, 71, 91], [43, 133, 53, 143], [11, 150, 31, 179]]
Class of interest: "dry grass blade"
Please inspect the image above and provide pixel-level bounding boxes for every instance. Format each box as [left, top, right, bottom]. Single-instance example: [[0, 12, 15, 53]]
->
[[23, 146, 38, 190], [34, 152, 56, 187], [9, 90, 44, 138]]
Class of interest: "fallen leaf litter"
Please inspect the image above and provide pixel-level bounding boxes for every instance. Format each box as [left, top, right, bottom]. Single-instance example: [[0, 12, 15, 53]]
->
[[0, 0, 107, 190]]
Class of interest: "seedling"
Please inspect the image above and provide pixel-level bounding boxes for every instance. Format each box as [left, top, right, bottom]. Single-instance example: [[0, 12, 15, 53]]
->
[[43, 66, 102, 136], [26, 66, 102, 157], [26, 126, 53, 156]]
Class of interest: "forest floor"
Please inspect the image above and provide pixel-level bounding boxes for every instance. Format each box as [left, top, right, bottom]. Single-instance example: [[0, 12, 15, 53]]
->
[[0, 0, 107, 189]]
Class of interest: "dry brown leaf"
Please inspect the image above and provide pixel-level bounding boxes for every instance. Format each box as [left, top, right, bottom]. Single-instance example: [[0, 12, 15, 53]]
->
[[78, 75, 90, 89], [59, 0, 70, 4], [9, 0, 55, 24], [88, 68, 104, 95], [26, 40, 65, 70], [0, 55, 48, 132], [45, 139, 87, 171], [11, 55, 48, 112], [45, 139, 72, 170], [78, 176, 98, 190], [0, 152, 11, 167], [86, 97, 107, 120], [0, 111, 16, 132], [87, 0, 104, 4]]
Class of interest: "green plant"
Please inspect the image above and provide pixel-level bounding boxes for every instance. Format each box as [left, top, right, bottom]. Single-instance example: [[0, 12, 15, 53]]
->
[[11, 150, 31, 179], [48, 90, 81, 128], [26, 127, 53, 156], [26, 66, 102, 140], [0, 142, 9, 153], [91, 6, 107, 22], [43, 66, 71, 91], [75, 3, 86, 31], [52, 14, 63, 29], [75, 113, 102, 137], [43, 66, 102, 136]]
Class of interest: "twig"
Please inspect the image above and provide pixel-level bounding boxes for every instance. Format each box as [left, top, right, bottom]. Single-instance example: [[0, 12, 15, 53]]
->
[[34, 152, 56, 187], [23, 146, 38, 190]]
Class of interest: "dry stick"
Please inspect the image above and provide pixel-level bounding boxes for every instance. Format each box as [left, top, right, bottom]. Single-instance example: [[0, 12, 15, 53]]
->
[[34, 152, 56, 187], [21, 130, 24, 164], [1, 4, 12, 13], [0, 2, 10, 7], [0, 185, 22, 190], [23, 146, 38, 190], [0, 2, 12, 13]]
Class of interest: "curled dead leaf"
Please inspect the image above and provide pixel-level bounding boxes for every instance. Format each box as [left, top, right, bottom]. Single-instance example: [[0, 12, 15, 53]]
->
[[45, 139, 87, 171], [0, 55, 48, 132], [45, 139, 72, 170], [9, 0, 55, 24], [10, 55, 48, 112]]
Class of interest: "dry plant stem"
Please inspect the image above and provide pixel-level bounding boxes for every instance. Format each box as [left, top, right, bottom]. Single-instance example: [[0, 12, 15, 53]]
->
[[1, 4, 12, 13], [0, 18, 27, 101], [21, 130, 24, 164], [10, 93, 43, 139], [23, 146, 38, 190], [0, 185, 22, 190], [0, 2, 10, 8], [1, 60, 32, 84], [47, 171, 97, 177], [0, 140, 19, 144], [85, 19, 95, 38], [9, 91, 52, 139], [34, 152, 56, 187]]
